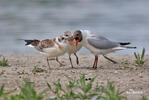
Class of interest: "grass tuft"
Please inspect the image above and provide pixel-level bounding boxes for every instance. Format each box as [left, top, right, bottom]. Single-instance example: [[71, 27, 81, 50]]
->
[[101, 81, 126, 100], [17, 71, 28, 75], [0, 70, 5, 76], [0, 84, 11, 99], [134, 48, 145, 65], [47, 75, 126, 100], [0, 75, 147, 100], [18, 79, 43, 100], [0, 56, 9, 67], [0, 79, 43, 100], [141, 96, 148, 100], [32, 66, 47, 73]]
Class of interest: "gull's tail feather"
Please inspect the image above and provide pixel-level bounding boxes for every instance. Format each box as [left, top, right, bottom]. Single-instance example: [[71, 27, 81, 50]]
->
[[119, 42, 136, 49], [121, 46, 136, 49], [119, 42, 131, 45], [24, 39, 40, 47]]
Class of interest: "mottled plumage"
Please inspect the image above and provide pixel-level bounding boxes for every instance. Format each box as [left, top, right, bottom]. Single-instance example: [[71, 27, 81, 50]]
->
[[25, 36, 67, 69], [62, 31, 82, 68]]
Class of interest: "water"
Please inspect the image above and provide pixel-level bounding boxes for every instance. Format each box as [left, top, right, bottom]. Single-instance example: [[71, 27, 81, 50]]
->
[[0, 0, 149, 54]]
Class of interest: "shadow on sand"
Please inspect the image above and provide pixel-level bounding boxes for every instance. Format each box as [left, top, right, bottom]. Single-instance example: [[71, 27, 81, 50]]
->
[[49, 66, 103, 70]]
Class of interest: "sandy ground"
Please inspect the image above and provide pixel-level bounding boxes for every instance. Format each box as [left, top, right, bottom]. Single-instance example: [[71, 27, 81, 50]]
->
[[0, 54, 149, 100]]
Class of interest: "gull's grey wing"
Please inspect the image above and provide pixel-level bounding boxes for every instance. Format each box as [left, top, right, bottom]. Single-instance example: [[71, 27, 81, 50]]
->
[[87, 35, 119, 49]]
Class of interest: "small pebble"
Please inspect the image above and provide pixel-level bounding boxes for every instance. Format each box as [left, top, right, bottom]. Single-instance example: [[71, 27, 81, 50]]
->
[[114, 71, 118, 74], [49, 96, 56, 100]]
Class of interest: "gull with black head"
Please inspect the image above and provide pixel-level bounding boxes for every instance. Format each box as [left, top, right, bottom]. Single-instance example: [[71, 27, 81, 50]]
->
[[73, 30, 136, 69]]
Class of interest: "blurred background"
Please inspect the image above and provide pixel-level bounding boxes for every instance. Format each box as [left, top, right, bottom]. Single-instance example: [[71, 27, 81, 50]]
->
[[0, 0, 148, 54]]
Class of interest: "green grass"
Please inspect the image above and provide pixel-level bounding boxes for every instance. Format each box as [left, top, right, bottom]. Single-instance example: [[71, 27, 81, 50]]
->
[[17, 71, 28, 75], [141, 96, 148, 100], [32, 66, 47, 73], [18, 79, 43, 100], [47, 75, 127, 100], [100, 81, 126, 100], [0, 70, 5, 76], [0, 75, 148, 100], [0, 84, 10, 97], [134, 48, 145, 65], [0, 79, 43, 100], [0, 57, 9, 67]]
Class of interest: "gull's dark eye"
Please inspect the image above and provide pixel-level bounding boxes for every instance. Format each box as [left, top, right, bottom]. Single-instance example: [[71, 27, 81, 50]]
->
[[62, 37, 64, 40], [75, 37, 79, 40]]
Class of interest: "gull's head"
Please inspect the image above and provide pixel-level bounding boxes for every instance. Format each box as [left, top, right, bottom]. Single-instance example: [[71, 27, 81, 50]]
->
[[73, 30, 83, 46], [63, 31, 72, 38], [57, 35, 66, 43], [58, 31, 74, 42]]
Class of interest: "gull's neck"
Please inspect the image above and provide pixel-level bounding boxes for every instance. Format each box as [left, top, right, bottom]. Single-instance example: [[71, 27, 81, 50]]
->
[[80, 30, 91, 43]]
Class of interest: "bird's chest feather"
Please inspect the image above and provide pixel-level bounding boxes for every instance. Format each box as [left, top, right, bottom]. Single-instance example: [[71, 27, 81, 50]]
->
[[67, 40, 82, 53], [42, 41, 66, 57]]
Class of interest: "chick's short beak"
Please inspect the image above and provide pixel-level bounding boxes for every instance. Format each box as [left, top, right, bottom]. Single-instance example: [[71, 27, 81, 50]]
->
[[65, 37, 74, 41]]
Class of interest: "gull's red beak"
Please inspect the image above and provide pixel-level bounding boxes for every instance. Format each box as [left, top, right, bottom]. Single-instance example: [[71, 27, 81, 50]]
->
[[75, 40, 79, 46]]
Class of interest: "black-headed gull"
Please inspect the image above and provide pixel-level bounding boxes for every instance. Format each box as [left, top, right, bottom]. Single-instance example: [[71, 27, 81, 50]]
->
[[24, 36, 67, 69], [73, 30, 136, 69], [62, 31, 82, 68]]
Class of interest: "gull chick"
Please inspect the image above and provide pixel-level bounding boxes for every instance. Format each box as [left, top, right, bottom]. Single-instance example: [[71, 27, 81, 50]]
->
[[24, 36, 67, 69], [62, 31, 82, 68], [73, 30, 136, 69]]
